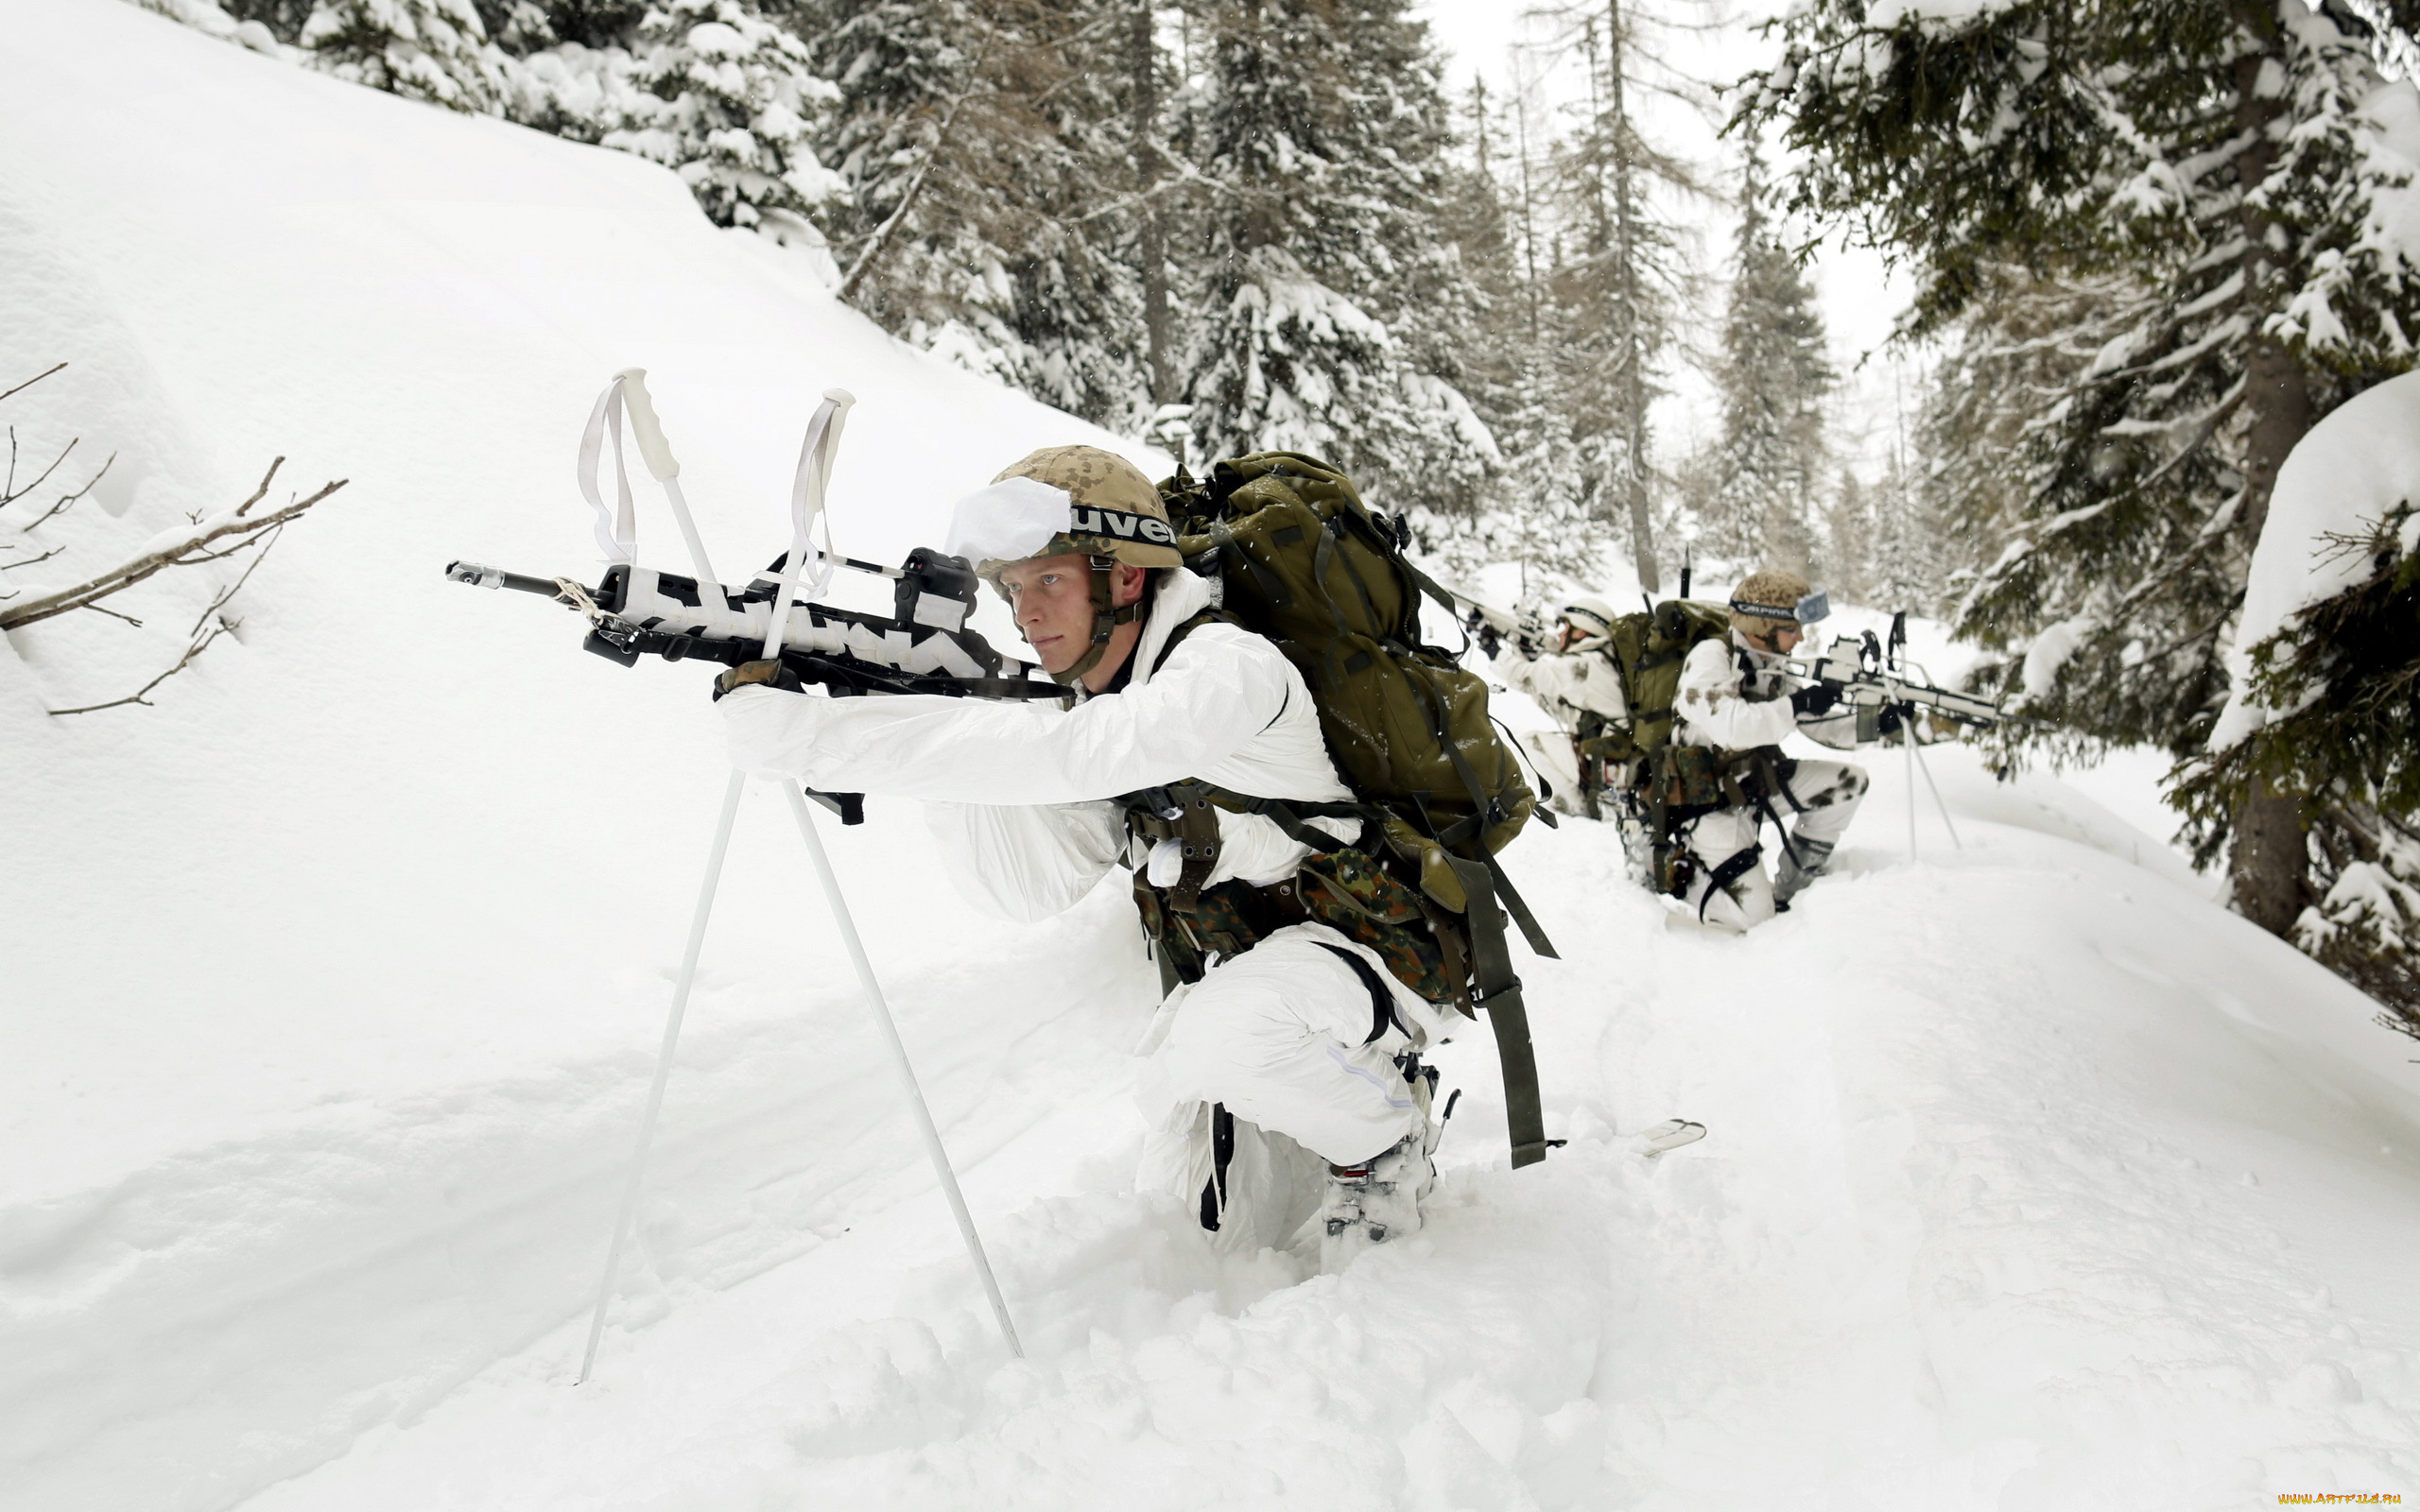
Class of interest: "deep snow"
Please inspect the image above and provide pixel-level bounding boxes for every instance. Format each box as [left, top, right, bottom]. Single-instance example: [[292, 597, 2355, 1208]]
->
[[2213, 367, 2420, 750], [6, 2, 2420, 1509]]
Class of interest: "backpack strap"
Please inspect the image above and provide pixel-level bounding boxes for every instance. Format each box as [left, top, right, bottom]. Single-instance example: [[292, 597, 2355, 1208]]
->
[[1445, 852, 1552, 1168]]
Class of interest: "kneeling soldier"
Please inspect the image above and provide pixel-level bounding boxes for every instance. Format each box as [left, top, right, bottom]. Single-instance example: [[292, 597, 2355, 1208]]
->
[[718, 446, 1446, 1264], [1668, 568, 1870, 929]]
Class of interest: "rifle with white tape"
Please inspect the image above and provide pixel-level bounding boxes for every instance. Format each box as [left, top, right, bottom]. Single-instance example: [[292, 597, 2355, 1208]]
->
[[442, 546, 1067, 704]]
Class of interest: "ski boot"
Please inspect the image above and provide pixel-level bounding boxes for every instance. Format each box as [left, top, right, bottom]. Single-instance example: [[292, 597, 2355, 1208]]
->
[[1772, 836, 1835, 912], [1318, 1056, 1439, 1270]]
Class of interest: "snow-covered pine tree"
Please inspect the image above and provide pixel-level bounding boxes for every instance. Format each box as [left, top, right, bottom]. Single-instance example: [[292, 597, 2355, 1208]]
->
[[296, 0, 508, 110], [1417, 77, 1542, 570], [1741, 0, 2420, 937], [2181, 499, 2420, 1029], [805, 0, 1151, 431], [1534, 0, 1703, 593], [1867, 451, 1949, 616], [1700, 142, 1832, 576], [1183, 0, 1495, 514], [603, 0, 839, 237], [1912, 269, 2147, 647], [1822, 468, 1872, 606]]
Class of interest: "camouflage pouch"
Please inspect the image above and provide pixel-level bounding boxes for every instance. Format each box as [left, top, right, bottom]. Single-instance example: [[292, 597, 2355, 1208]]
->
[[1132, 845, 1457, 1010], [1292, 847, 1456, 1007], [1132, 874, 1272, 989]]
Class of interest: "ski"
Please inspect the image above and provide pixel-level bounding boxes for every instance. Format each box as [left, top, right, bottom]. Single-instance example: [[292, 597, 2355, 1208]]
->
[[1630, 1119, 1706, 1159]]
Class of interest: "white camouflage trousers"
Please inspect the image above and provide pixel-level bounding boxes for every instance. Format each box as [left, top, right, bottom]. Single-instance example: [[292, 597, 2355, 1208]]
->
[[1133, 922, 1438, 1251], [1678, 757, 1868, 931]]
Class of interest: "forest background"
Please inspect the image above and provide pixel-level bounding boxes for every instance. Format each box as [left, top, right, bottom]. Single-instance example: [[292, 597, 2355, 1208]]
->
[[99, 0, 2420, 1038]]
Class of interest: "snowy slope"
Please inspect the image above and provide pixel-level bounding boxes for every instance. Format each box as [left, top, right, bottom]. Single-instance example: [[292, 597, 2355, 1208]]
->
[[5, 3, 2420, 1510]]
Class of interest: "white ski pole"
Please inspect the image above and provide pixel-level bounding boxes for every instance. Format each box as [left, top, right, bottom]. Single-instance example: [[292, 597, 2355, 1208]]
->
[[577, 769, 745, 1384], [574, 372, 740, 1385], [617, 369, 722, 591], [762, 393, 1024, 1358], [1904, 724, 1919, 861], [1907, 729, 1964, 850], [777, 786, 1024, 1357]]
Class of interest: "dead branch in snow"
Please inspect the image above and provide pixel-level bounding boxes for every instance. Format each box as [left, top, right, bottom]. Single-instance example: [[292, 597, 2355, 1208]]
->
[[0, 458, 346, 632], [47, 617, 235, 716], [0, 362, 66, 407]]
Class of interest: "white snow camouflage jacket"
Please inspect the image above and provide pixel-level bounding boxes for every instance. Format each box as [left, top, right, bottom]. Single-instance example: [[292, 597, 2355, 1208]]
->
[[1491, 640, 1629, 731], [719, 569, 1357, 923], [1674, 630, 1858, 756]]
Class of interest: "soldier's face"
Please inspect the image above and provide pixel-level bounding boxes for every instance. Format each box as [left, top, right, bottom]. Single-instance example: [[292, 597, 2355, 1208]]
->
[[1770, 624, 1804, 654], [999, 554, 1145, 675]]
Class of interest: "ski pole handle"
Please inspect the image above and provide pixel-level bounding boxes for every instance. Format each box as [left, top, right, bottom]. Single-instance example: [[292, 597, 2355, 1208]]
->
[[616, 368, 682, 482]]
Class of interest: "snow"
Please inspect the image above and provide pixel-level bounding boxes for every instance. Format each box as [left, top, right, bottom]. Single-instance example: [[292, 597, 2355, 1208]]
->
[[6, 2, 2420, 1509], [1863, 0, 2020, 27], [2211, 369, 2420, 749]]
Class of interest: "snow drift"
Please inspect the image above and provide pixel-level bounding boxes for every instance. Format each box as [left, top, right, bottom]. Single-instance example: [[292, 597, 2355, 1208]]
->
[[2213, 366, 2420, 750], [6, 2, 2420, 1508]]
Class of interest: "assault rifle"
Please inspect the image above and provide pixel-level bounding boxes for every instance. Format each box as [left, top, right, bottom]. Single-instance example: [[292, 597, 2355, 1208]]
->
[[445, 546, 1064, 700], [445, 548, 1068, 816], [1790, 611, 2009, 735]]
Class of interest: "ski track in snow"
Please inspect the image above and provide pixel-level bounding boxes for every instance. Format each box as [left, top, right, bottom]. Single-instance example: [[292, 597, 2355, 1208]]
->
[[6, 1, 2420, 1507]]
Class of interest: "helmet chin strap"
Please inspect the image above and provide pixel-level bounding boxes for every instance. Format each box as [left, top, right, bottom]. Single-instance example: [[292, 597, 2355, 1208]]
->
[[1050, 558, 1145, 686]]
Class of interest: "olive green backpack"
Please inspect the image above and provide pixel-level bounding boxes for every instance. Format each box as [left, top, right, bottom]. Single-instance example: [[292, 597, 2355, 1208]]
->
[[1587, 598, 1736, 765], [1154, 452, 1562, 1167], [1582, 598, 1766, 897]]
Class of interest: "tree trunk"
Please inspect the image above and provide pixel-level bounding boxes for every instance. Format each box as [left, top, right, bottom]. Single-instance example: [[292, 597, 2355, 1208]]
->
[[1130, 0, 1172, 406], [2224, 26, 2320, 936], [1604, 0, 1659, 594], [2233, 775, 2309, 936]]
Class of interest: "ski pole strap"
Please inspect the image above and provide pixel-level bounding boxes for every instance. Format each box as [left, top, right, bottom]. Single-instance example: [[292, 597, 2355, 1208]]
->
[[577, 375, 638, 565], [1446, 853, 1548, 1168]]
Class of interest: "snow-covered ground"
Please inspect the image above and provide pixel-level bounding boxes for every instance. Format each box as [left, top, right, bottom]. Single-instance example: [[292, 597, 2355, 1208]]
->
[[6, 2, 2420, 1508]]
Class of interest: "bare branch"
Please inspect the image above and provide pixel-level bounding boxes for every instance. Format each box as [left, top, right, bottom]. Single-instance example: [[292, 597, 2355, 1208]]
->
[[0, 363, 66, 407], [16, 450, 113, 528], [81, 601, 144, 627], [0, 472, 345, 632], [46, 618, 233, 716], [1, 544, 65, 572], [189, 522, 282, 637], [232, 456, 283, 518], [0, 435, 79, 511]]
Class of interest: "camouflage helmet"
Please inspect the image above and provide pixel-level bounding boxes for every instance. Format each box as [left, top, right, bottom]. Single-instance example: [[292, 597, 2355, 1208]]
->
[[943, 445, 1184, 577], [941, 444, 1179, 686], [1729, 567, 1827, 642]]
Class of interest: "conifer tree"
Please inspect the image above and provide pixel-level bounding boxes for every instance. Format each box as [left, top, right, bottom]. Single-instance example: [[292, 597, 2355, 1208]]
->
[[298, 0, 508, 110], [1183, 0, 1495, 513], [606, 0, 840, 234], [1741, 0, 2420, 937], [806, 0, 1152, 430], [1535, 0, 1702, 593], [1701, 144, 1832, 575]]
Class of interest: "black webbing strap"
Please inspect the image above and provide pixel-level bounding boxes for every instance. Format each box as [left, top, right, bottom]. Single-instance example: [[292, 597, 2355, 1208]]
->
[[1699, 844, 1764, 921], [1316, 942, 1397, 1045], [1447, 853, 1548, 1169], [1199, 1102, 1236, 1232]]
